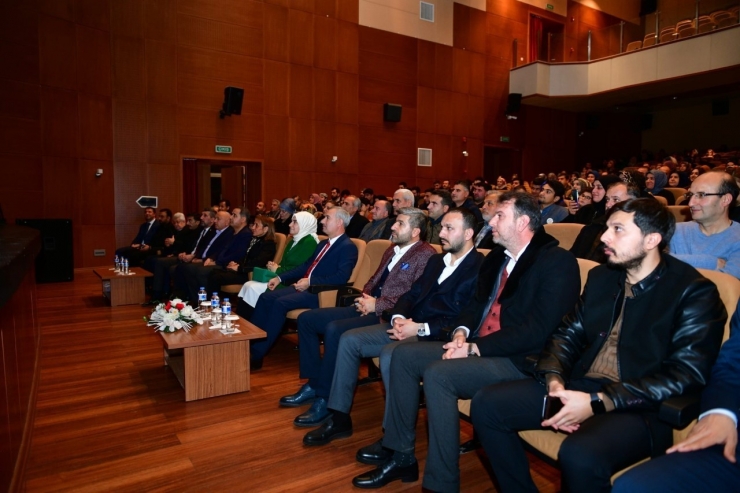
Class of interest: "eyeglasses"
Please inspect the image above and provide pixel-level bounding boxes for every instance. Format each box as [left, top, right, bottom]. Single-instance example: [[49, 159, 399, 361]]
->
[[684, 192, 725, 200], [581, 194, 593, 200]]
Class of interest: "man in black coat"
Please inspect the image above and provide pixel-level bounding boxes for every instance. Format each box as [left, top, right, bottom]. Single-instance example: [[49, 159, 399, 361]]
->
[[472, 198, 726, 493], [342, 195, 369, 238], [351, 191, 581, 490]]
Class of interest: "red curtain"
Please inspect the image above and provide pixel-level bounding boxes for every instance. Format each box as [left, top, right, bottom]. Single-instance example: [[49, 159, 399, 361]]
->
[[183, 158, 198, 214], [529, 16, 543, 63]]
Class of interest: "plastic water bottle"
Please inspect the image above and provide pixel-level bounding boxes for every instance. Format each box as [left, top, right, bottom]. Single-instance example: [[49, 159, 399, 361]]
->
[[123, 259, 129, 274], [222, 298, 232, 330], [210, 292, 220, 324], [114, 255, 119, 271], [198, 287, 207, 311]]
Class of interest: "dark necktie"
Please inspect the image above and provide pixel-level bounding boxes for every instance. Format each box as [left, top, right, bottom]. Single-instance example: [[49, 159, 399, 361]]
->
[[304, 242, 330, 277], [478, 269, 508, 337]]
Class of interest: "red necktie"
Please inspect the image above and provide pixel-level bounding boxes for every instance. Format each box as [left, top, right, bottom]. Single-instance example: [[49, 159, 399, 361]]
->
[[478, 269, 508, 337], [304, 242, 330, 278]]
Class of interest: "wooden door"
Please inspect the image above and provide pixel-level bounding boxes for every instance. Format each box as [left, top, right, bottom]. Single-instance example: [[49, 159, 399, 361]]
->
[[221, 166, 245, 208]]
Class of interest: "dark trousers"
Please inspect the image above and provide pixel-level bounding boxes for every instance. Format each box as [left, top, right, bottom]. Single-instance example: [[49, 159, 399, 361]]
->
[[206, 269, 250, 299], [149, 256, 180, 298], [172, 263, 216, 304], [381, 342, 526, 492], [249, 287, 319, 361], [471, 377, 666, 493], [612, 443, 740, 493], [297, 306, 380, 398], [115, 246, 151, 267]]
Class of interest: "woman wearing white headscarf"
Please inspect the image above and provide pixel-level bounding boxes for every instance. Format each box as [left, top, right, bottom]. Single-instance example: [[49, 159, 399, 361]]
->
[[237, 211, 319, 309]]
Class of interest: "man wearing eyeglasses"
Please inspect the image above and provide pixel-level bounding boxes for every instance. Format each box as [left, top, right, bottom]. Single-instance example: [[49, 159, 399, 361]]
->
[[669, 171, 740, 279]]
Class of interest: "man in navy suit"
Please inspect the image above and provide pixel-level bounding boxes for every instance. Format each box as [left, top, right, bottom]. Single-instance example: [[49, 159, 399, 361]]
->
[[613, 301, 740, 493], [248, 207, 359, 369], [302, 208, 485, 447], [115, 207, 160, 266], [351, 192, 581, 489]]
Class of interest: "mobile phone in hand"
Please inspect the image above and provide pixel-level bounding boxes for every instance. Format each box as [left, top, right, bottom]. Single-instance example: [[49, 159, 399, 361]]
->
[[542, 395, 564, 420]]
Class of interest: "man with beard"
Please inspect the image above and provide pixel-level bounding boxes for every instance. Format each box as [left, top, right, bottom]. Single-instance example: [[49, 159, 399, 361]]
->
[[302, 208, 484, 447], [351, 192, 580, 490], [473, 190, 501, 249], [471, 198, 726, 493], [425, 190, 453, 245], [280, 208, 436, 428]]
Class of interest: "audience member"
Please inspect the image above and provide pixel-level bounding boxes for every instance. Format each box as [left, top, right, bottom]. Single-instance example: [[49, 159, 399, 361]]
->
[[341, 195, 369, 238], [473, 190, 500, 249], [450, 180, 484, 225], [646, 169, 676, 204], [115, 207, 160, 266], [275, 198, 295, 235], [425, 190, 452, 245], [359, 200, 392, 242], [539, 180, 568, 224]]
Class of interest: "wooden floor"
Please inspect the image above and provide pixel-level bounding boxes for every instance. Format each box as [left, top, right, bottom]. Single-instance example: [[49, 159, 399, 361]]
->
[[22, 269, 561, 492]]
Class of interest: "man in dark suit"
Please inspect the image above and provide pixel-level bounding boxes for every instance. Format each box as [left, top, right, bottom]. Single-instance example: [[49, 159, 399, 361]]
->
[[302, 208, 485, 447], [351, 192, 581, 489], [473, 189, 501, 249], [342, 195, 369, 238], [470, 198, 726, 493], [247, 207, 359, 369], [280, 208, 436, 428], [612, 301, 740, 493], [115, 207, 160, 266]]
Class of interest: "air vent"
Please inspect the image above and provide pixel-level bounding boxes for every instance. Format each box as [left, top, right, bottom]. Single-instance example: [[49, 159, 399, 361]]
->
[[418, 148, 432, 167], [420, 1, 434, 22]]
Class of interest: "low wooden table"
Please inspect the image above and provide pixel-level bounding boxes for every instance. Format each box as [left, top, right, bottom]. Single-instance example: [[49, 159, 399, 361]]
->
[[157, 315, 267, 401], [93, 267, 153, 306]]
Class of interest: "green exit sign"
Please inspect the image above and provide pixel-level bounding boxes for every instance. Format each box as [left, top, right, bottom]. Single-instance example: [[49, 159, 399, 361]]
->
[[215, 145, 232, 154], [500, 136, 510, 143], [547, 4, 554, 10]]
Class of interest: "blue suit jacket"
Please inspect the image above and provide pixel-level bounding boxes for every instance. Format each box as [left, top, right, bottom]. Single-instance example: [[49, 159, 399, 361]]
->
[[201, 226, 234, 260], [133, 220, 159, 245], [701, 302, 740, 419], [392, 249, 484, 339], [215, 227, 253, 266], [279, 234, 358, 287]]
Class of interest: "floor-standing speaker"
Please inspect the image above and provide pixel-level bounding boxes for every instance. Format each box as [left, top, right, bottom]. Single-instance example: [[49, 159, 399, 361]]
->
[[15, 218, 74, 283]]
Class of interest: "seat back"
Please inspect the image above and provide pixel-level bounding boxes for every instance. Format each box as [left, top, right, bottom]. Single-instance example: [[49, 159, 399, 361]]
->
[[431, 243, 443, 254], [664, 187, 687, 203], [643, 33, 656, 47], [543, 223, 585, 251], [625, 40, 642, 52], [652, 194, 668, 206], [273, 233, 288, 264], [352, 239, 392, 291], [667, 205, 692, 223]]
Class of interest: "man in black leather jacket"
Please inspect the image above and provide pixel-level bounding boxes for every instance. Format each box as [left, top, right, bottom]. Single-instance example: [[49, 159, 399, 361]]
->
[[471, 198, 727, 493]]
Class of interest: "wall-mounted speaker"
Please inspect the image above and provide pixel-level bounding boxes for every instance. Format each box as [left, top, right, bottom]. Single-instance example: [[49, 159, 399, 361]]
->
[[506, 93, 522, 114], [220, 86, 244, 118], [383, 103, 402, 122], [712, 99, 730, 116]]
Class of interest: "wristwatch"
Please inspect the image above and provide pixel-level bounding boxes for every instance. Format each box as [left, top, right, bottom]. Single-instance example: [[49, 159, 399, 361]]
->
[[467, 346, 479, 358], [590, 392, 606, 414], [417, 323, 426, 337]]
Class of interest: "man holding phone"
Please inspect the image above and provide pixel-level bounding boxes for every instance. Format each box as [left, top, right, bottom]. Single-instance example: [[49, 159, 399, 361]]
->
[[471, 198, 727, 493]]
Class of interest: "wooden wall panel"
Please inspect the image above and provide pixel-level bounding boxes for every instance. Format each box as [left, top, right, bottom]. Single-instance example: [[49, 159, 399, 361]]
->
[[359, 101, 417, 133], [38, 15, 77, 90], [79, 159, 114, 225], [149, 164, 180, 210], [177, 47, 263, 87], [179, 136, 264, 160], [288, 9, 313, 66], [359, 126, 416, 155], [337, 21, 358, 74], [146, 41, 177, 105], [335, 72, 358, 124], [417, 40, 435, 87], [78, 93, 113, 161], [112, 37, 146, 100], [113, 100, 147, 163], [337, 0, 359, 23], [288, 118, 314, 170], [313, 69, 336, 122], [147, 103, 178, 165], [0, 117, 40, 157], [114, 161, 149, 226], [263, 114, 289, 169], [42, 156, 79, 221], [0, 40, 39, 85], [469, 52, 486, 98], [417, 86, 436, 134], [178, 107, 264, 143], [359, 27, 417, 63], [359, 78, 417, 108], [289, 64, 313, 119], [468, 95, 485, 140], [178, 0, 263, 29], [178, 77, 263, 115], [335, 123, 358, 175], [40, 0, 74, 20], [359, 50, 417, 86], [0, 5, 39, 46], [0, 79, 40, 121], [143, 0, 177, 42], [313, 15, 337, 70], [177, 14, 262, 58], [314, 0, 335, 17], [76, 25, 111, 96], [487, 0, 528, 24], [77, 225, 117, 267], [41, 87, 78, 158], [434, 44, 453, 91], [453, 48, 471, 94], [264, 3, 288, 62], [453, 2, 470, 49], [110, 0, 143, 38], [433, 133, 453, 180], [74, 0, 110, 31], [468, 7, 488, 54], [313, 120, 335, 173], [434, 90, 453, 136], [0, 156, 43, 193], [358, 150, 415, 180], [451, 92, 469, 137]]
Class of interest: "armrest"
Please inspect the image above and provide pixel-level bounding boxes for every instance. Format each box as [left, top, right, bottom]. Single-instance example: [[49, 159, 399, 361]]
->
[[336, 286, 363, 307], [308, 283, 352, 294], [658, 393, 702, 429], [523, 354, 539, 375]]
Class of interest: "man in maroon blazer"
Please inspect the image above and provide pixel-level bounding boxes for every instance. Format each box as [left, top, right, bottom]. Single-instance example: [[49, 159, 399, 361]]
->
[[280, 208, 436, 425]]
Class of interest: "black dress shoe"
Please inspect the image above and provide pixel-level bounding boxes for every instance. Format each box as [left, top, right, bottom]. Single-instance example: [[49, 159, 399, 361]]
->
[[279, 383, 316, 408], [352, 459, 419, 488], [357, 439, 393, 465], [303, 417, 352, 446], [250, 358, 263, 371], [294, 398, 332, 427]]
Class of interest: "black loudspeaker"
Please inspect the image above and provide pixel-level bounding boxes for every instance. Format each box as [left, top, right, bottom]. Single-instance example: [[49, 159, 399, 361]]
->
[[15, 218, 74, 283], [383, 103, 402, 122], [506, 93, 522, 114], [712, 99, 730, 116], [220, 86, 244, 118], [641, 113, 653, 130], [640, 0, 658, 16]]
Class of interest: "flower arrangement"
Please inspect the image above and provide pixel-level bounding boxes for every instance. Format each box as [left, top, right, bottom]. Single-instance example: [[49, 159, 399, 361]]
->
[[144, 299, 204, 333]]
